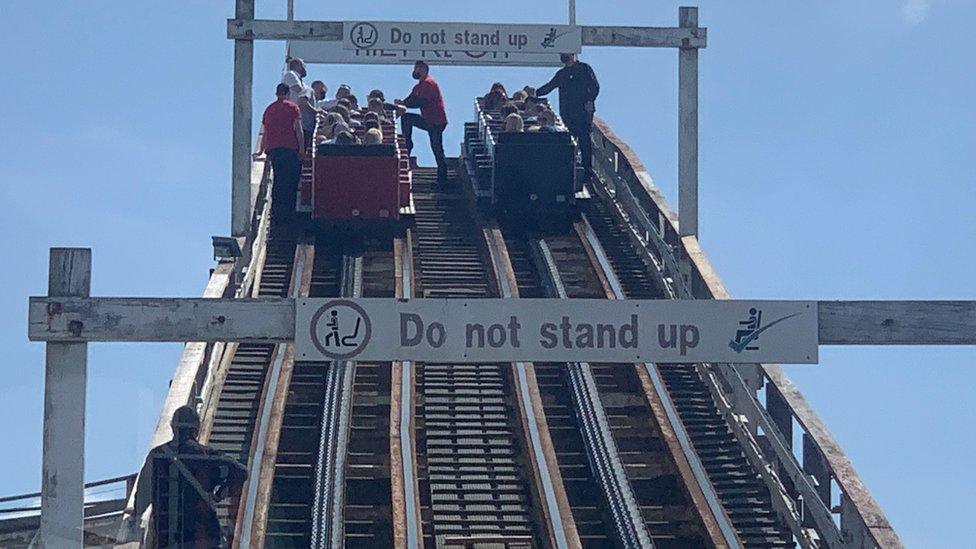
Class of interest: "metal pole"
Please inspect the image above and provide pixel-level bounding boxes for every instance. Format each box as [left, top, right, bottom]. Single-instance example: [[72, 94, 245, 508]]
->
[[678, 6, 699, 239], [231, 0, 256, 237], [569, 0, 576, 26], [39, 248, 91, 549]]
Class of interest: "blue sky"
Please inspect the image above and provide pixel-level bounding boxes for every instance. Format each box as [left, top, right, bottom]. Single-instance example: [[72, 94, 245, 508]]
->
[[1, 1, 973, 545]]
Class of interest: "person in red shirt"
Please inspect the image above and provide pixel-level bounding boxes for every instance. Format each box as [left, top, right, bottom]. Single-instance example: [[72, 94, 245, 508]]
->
[[395, 61, 448, 185], [256, 83, 305, 235]]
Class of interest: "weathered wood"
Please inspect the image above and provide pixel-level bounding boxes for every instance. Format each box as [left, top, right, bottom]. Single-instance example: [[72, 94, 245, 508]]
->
[[678, 7, 699, 239], [231, 0, 255, 237], [40, 248, 91, 549], [819, 301, 976, 344], [28, 297, 294, 342], [227, 19, 705, 49], [227, 19, 344, 41]]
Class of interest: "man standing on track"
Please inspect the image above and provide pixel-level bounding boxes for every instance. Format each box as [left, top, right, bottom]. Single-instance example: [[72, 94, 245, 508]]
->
[[395, 61, 449, 185], [257, 83, 305, 236], [536, 53, 600, 184]]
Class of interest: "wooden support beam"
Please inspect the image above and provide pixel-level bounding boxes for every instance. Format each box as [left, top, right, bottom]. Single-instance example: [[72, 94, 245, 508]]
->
[[28, 297, 976, 346], [39, 248, 91, 549], [28, 297, 294, 343], [226, 19, 706, 48], [819, 301, 976, 344], [231, 0, 255, 237], [678, 7, 700, 239]]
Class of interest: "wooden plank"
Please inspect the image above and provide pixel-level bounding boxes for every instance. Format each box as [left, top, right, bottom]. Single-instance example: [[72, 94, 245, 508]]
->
[[227, 19, 343, 41], [28, 297, 294, 342], [819, 301, 976, 344], [678, 7, 699, 238], [40, 248, 91, 548], [227, 19, 705, 48], [582, 25, 706, 48]]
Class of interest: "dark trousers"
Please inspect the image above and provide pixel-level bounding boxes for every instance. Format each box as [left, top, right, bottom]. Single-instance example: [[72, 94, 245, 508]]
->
[[267, 147, 300, 234], [401, 113, 447, 183], [566, 115, 594, 184]]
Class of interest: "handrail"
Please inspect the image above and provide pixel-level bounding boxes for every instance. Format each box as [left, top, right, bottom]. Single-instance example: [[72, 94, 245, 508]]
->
[[0, 474, 136, 507], [591, 117, 902, 548]]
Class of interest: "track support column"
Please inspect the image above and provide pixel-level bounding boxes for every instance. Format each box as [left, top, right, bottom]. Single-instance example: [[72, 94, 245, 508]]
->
[[39, 248, 91, 548], [231, 0, 255, 237], [678, 6, 699, 240]]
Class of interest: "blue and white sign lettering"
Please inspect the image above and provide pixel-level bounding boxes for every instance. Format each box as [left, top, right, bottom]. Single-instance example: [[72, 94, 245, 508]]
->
[[342, 21, 582, 55], [296, 299, 819, 364]]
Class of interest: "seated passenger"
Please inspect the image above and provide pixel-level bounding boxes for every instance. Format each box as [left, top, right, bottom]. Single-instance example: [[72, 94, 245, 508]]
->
[[346, 94, 361, 112], [504, 112, 524, 133], [522, 85, 536, 98], [500, 102, 519, 117], [335, 84, 352, 101], [367, 97, 386, 118], [511, 90, 528, 102], [483, 82, 508, 110], [363, 118, 381, 132], [335, 130, 360, 145], [529, 109, 560, 132], [317, 113, 345, 142], [363, 128, 384, 145], [368, 89, 385, 101], [329, 104, 352, 124]]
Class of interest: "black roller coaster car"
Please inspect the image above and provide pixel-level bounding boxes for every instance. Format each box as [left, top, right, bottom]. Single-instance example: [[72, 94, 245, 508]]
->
[[462, 98, 587, 227]]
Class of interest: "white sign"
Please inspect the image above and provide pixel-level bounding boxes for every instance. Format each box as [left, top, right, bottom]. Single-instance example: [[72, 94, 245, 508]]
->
[[342, 21, 582, 55], [291, 40, 562, 67], [296, 299, 819, 364]]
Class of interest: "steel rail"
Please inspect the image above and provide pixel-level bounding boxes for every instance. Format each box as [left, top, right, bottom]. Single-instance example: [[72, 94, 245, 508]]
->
[[238, 234, 312, 546], [532, 238, 652, 549], [310, 255, 361, 548], [397, 236, 422, 549], [483, 229, 571, 549], [576, 213, 743, 548]]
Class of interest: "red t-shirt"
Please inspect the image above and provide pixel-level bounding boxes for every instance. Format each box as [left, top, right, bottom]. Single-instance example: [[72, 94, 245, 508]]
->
[[261, 99, 300, 151], [408, 76, 448, 126]]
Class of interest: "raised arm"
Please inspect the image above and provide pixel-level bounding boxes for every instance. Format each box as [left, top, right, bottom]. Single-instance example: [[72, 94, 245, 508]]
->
[[536, 70, 563, 97]]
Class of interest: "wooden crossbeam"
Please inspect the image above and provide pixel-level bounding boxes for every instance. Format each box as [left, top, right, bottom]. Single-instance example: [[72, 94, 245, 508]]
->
[[28, 297, 976, 345], [225, 19, 708, 49]]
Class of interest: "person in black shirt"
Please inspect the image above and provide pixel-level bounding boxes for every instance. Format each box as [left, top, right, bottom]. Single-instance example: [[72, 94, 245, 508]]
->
[[537, 53, 600, 183], [133, 406, 247, 548]]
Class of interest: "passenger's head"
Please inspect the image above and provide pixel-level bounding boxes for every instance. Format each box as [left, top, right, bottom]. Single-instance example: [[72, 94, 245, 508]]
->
[[504, 112, 524, 133], [412, 61, 429, 80], [512, 90, 528, 102], [311, 80, 326, 100], [364, 118, 381, 131], [321, 113, 344, 138], [560, 53, 577, 66], [522, 85, 536, 98], [288, 57, 307, 77], [538, 109, 556, 127], [368, 97, 385, 115], [171, 405, 200, 442], [346, 94, 360, 111], [335, 130, 359, 145], [363, 111, 380, 123], [335, 84, 352, 100], [368, 89, 385, 101], [364, 128, 384, 145], [329, 104, 351, 123], [490, 82, 507, 95], [500, 102, 519, 117], [275, 83, 289, 98]]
